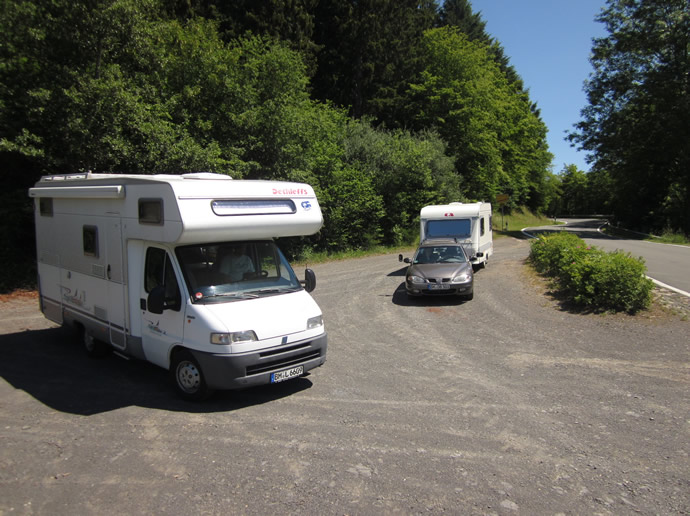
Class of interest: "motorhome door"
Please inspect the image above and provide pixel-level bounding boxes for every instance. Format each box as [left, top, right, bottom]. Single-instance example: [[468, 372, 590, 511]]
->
[[139, 246, 185, 369], [105, 219, 127, 349]]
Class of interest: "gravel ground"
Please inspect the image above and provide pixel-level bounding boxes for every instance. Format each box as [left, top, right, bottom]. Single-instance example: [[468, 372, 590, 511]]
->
[[0, 237, 688, 515]]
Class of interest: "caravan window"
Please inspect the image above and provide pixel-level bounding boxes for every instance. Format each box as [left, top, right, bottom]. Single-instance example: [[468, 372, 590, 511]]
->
[[426, 219, 471, 239], [139, 199, 163, 225], [83, 226, 99, 257], [39, 198, 53, 217], [480, 218, 485, 236]]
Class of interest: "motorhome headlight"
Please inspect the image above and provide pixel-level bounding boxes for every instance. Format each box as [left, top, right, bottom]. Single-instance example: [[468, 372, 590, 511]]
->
[[451, 272, 471, 283], [407, 275, 426, 284], [210, 331, 257, 345], [307, 315, 323, 329]]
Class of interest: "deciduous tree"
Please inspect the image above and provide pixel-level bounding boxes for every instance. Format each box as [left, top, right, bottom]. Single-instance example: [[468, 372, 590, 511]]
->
[[570, 0, 690, 234]]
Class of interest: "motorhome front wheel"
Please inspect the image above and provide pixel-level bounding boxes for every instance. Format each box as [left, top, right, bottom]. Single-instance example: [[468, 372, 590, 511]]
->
[[171, 350, 213, 401]]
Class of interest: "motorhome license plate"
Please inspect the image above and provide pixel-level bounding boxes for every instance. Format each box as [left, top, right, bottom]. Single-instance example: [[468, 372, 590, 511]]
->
[[271, 365, 304, 383], [428, 284, 450, 290]]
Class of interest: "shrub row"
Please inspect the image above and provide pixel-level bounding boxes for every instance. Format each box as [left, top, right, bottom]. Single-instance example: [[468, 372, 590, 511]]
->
[[529, 232, 654, 313]]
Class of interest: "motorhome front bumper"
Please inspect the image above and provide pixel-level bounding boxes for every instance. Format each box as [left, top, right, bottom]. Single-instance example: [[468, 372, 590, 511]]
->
[[191, 333, 327, 390]]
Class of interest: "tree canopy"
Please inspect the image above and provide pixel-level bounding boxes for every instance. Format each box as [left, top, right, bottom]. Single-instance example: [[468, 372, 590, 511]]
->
[[1, 0, 560, 290], [570, 0, 690, 235]]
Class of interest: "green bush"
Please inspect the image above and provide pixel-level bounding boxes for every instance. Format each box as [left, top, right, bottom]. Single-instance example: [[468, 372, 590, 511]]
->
[[529, 233, 653, 313], [529, 232, 590, 276]]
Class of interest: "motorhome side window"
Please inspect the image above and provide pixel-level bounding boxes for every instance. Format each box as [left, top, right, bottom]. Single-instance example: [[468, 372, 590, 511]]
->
[[139, 199, 163, 225], [39, 197, 53, 217], [480, 218, 485, 236], [83, 226, 99, 257], [145, 247, 181, 311]]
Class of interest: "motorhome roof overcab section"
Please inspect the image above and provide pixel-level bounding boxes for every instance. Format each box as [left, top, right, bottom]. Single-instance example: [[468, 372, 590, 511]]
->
[[29, 172, 327, 401], [419, 202, 493, 269]]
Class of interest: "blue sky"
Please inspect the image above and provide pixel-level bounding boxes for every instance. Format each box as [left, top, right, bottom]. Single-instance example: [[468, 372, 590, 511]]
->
[[469, 0, 608, 173]]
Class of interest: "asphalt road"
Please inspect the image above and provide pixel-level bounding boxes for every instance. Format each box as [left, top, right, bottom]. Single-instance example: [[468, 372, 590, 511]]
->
[[1, 238, 688, 514], [523, 218, 690, 295]]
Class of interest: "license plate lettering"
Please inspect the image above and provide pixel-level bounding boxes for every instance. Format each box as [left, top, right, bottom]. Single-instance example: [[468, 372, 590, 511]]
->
[[271, 365, 304, 383], [428, 283, 449, 290]]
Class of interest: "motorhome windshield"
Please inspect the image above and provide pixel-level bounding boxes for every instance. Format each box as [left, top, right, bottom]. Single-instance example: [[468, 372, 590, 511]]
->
[[426, 219, 471, 239], [176, 241, 302, 303]]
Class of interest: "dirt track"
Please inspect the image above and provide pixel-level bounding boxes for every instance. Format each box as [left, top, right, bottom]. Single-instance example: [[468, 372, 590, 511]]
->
[[1, 237, 688, 514]]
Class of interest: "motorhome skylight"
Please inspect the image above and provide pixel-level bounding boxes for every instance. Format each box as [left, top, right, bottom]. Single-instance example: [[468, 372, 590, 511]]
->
[[211, 199, 296, 216]]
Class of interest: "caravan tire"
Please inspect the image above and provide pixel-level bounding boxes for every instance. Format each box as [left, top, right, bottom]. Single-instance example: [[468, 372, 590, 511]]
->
[[171, 350, 214, 401], [79, 325, 109, 358]]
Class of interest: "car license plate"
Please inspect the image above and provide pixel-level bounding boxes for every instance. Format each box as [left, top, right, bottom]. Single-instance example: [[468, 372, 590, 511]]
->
[[428, 284, 449, 290], [271, 365, 304, 383]]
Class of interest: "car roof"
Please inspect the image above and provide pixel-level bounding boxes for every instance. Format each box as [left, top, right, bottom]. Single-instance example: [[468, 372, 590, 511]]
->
[[418, 238, 464, 247]]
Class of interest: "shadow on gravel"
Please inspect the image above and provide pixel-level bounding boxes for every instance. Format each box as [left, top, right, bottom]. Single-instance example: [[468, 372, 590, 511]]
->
[[0, 326, 313, 415], [387, 266, 408, 277]]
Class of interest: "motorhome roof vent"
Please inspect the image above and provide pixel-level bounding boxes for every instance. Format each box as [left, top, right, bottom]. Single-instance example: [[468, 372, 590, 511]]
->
[[182, 172, 232, 180]]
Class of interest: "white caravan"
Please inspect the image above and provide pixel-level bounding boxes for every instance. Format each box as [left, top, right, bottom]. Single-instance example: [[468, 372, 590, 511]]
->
[[419, 202, 493, 268], [29, 172, 327, 400]]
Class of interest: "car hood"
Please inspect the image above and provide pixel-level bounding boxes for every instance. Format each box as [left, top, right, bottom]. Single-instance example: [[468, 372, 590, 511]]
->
[[407, 262, 472, 279]]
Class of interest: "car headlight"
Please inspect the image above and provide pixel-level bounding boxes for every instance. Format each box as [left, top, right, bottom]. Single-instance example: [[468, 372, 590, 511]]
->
[[407, 275, 426, 284], [307, 315, 323, 329], [451, 273, 471, 283], [210, 331, 257, 345]]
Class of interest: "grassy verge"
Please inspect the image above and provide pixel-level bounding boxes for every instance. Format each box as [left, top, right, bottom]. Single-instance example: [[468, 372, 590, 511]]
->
[[293, 208, 559, 265], [293, 244, 415, 267], [493, 207, 561, 239], [602, 224, 690, 246]]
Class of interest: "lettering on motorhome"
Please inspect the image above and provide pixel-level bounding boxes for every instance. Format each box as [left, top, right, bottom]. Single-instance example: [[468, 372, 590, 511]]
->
[[272, 187, 309, 196]]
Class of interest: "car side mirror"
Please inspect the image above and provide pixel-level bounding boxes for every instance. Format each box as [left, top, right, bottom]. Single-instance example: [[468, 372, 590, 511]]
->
[[303, 268, 316, 292], [147, 286, 165, 314]]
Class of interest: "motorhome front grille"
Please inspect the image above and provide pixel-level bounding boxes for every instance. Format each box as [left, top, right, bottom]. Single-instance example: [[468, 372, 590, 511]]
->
[[246, 350, 321, 376]]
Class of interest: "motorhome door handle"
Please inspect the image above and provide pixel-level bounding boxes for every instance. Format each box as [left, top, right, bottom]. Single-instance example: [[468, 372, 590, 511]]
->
[[107, 264, 111, 279]]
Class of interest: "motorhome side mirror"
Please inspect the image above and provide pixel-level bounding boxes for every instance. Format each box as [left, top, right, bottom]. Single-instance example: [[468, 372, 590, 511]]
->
[[398, 254, 403, 262], [476, 252, 484, 257], [303, 268, 316, 293], [147, 286, 165, 314]]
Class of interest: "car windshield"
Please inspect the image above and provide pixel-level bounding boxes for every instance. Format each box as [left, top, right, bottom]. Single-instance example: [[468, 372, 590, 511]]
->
[[414, 246, 468, 265], [175, 241, 302, 303]]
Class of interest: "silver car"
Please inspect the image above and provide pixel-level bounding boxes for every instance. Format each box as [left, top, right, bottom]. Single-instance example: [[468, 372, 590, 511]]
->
[[399, 239, 474, 300]]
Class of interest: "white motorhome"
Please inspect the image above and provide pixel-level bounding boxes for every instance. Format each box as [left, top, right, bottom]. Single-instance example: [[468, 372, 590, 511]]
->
[[29, 172, 327, 400], [419, 202, 493, 269]]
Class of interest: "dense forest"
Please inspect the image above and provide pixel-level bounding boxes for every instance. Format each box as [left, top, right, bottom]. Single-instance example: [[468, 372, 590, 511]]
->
[[1, 0, 688, 290]]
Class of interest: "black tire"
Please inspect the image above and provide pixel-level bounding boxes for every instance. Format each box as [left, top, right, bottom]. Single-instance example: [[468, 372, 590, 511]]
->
[[79, 325, 109, 358], [170, 350, 214, 401]]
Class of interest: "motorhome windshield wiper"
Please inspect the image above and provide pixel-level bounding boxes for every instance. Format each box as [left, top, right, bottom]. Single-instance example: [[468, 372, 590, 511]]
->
[[202, 292, 260, 300], [249, 287, 301, 296]]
